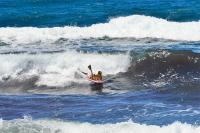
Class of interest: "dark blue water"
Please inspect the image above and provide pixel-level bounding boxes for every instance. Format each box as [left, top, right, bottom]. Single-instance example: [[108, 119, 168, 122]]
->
[[1, 0, 200, 27], [1, 87, 200, 125], [0, 0, 200, 132]]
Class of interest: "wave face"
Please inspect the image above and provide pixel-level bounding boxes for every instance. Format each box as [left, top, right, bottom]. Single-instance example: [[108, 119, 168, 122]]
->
[[0, 118, 200, 133], [127, 50, 200, 79], [1, 15, 200, 45]]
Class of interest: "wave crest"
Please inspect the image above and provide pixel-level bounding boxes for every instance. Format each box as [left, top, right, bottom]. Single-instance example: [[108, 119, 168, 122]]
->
[[1, 15, 200, 45]]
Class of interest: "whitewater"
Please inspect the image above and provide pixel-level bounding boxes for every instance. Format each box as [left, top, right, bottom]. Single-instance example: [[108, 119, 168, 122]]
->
[[1, 118, 200, 133], [0, 51, 130, 87], [1, 15, 200, 45]]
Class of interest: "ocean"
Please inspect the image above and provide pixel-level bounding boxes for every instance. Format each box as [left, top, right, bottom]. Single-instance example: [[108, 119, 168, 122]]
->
[[0, 0, 200, 132]]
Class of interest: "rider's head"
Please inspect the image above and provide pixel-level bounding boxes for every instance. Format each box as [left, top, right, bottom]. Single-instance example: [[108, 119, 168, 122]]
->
[[98, 71, 102, 76]]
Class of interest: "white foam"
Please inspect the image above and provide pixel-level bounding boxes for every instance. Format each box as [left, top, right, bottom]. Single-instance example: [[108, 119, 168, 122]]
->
[[0, 51, 130, 87], [0, 15, 200, 45], [1, 118, 200, 133]]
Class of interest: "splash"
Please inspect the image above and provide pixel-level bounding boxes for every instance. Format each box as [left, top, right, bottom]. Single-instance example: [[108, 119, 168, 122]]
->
[[0, 51, 130, 87]]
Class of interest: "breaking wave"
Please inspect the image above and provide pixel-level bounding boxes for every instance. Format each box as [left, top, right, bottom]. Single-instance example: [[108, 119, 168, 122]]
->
[[0, 118, 200, 133], [0, 15, 200, 45], [1, 50, 200, 93], [0, 51, 130, 87]]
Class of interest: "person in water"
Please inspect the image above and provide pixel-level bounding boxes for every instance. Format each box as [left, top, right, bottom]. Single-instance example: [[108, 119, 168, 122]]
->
[[88, 65, 102, 80]]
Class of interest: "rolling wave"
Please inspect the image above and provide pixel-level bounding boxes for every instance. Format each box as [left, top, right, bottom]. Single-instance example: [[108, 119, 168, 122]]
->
[[0, 118, 199, 133], [0, 15, 200, 45], [127, 50, 200, 79], [1, 50, 200, 93], [0, 51, 130, 87]]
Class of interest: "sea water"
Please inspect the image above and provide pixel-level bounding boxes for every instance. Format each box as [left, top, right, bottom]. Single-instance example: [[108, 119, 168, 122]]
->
[[0, 0, 200, 132]]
